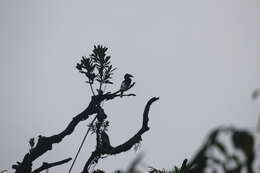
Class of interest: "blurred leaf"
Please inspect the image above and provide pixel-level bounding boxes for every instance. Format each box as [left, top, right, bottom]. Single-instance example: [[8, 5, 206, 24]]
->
[[232, 130, 254, 157], [252, 88, 260, 100], [214, 141, 227, 156], [208, 157, 222, 165], [227, 155, 240, 165]]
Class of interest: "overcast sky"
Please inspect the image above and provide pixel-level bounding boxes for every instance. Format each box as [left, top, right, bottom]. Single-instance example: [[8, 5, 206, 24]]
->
[[0, 0, 260, 172]]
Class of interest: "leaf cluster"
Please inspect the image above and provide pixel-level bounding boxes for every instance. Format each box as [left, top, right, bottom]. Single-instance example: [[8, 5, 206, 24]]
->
[[76, 45, 116, 94], [188, 127, 255, 173], [88, 120, 109, 135]]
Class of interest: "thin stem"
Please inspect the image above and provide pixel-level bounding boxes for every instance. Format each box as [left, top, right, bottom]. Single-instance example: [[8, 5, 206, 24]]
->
[[68, 116, 97, 173], [99, 81, 103, 93], [90, 83, 95, 96], [88, 79, 95, 96], [100, 85, 107, 107]]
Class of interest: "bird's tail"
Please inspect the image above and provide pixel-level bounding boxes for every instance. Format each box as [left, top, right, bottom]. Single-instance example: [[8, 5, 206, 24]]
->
[[120, 91, 123, 97]]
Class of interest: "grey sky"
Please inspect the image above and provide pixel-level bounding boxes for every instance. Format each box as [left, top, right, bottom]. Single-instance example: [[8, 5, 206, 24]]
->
[[0, 0, 260, 172]]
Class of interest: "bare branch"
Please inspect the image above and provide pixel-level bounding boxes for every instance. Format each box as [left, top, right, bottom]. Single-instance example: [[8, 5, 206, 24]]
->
[[113, 93, 136, 97], [110, 97, 159, 154], [13, 95, 102, 173], [32, 158, 72, 173], [102, 82, 136, 100], [82, 97, 159, 173]]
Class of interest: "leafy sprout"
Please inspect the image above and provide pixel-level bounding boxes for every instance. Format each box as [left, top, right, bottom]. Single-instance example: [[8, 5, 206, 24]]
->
[[76, 45, 117, 95]]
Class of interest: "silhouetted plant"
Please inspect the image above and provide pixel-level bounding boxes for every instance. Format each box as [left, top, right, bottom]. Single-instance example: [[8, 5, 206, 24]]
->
[[184, 127, 255, 173], [12, 45, 159, 173], [11, 45, 258, 173], [76, 45, 116, 95], [147, 127, 256, 173]]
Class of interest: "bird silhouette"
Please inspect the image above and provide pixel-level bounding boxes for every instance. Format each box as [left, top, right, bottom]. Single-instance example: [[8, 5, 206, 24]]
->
[[120, 73, 133, 97]]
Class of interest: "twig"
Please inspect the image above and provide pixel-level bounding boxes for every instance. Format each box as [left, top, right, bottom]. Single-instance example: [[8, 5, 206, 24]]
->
[[32, 158, 72, 173], [90, 83, 95, 96], [68, 116, 97, 173], [101, 82, 136, 101]]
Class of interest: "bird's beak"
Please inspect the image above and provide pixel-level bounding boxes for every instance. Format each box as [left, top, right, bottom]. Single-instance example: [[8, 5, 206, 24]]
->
[[129, 74, 134, 78]]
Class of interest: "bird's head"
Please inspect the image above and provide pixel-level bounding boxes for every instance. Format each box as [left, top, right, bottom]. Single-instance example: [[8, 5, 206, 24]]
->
[[124, 73, 134, 79]]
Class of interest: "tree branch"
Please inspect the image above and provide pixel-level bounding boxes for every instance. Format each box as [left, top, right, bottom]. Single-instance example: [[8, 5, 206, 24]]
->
[[82, 97, 159, 173], [13, 82, 137, 173], [110, 97, 159, 154], [102, 82, 136, 100], [32, 158, 72, 173], [13, 95, 103, 173]]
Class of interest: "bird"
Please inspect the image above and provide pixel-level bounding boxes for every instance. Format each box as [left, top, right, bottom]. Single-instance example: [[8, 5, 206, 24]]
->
[[120, 73, 133, 97]]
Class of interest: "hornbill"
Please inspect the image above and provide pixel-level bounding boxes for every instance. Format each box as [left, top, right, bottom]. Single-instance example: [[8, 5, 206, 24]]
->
[[120, 73, 133, 97]]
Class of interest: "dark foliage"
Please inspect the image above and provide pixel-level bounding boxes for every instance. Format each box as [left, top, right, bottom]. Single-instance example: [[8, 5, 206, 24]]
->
[[147, 127, 256, 173]]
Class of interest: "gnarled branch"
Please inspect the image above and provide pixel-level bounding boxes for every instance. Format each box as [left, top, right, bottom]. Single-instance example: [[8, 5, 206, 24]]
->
[[13, 95, 103, 173], [13, 82, 137, 173], [82, 97, 159, 173]]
